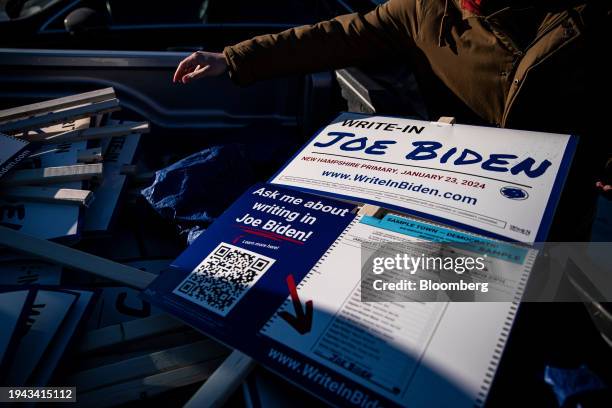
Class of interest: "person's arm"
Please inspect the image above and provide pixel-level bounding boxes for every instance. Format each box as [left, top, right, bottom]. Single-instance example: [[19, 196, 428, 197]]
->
[[173, 0, 417, 85], [224, 0, 416, 86]]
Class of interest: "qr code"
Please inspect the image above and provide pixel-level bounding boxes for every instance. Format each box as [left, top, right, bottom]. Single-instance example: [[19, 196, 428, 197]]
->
[[173, 243, 275, 316]]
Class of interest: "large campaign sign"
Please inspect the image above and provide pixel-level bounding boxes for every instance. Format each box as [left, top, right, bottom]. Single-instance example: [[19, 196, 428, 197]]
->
[[143, 182, 538, 407], [142, 114, 576, 408], [270, 113, 576, 242]]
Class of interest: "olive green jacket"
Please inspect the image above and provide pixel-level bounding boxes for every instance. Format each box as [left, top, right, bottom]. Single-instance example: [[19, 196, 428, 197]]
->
[[223, 0, 611, 239], [224, 0, 610, 136]]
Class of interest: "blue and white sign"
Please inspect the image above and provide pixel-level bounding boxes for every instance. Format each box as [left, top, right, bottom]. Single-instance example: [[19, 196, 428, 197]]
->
[[271, 113, 576, 242]]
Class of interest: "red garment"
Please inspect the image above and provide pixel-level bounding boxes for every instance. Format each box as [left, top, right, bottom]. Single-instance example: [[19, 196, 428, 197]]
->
[[461, 0, 483, 15]]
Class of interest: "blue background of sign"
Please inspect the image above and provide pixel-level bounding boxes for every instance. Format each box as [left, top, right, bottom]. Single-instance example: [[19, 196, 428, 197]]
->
[[141, 182, 355, 344]]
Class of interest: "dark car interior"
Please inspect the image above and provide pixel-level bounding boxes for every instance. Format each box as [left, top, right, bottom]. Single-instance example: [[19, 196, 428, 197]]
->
[[0, 0, 369, 50]]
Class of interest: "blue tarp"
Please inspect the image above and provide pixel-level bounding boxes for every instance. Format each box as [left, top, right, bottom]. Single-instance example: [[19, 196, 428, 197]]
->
[[544, 365, 607, 406], [141, 144, 257, 243]]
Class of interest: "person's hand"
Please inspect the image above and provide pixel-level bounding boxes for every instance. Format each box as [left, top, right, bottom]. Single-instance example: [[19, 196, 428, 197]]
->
[[595, 157, 612, 198], [595, 180, 612, 193], [173, 51, 228, 84]]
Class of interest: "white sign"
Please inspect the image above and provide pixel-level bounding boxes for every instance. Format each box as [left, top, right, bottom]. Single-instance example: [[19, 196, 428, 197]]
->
[[0, 133, 32, 179], [0, 140, 85, 241], [271, 113, 575, 242], [84, 132, 140, 232]]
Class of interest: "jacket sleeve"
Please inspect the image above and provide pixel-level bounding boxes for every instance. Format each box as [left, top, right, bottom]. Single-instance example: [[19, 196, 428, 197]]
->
[[223, 0, 418, 86]]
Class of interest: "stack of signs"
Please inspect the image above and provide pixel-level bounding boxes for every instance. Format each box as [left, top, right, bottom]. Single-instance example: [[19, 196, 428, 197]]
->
[[83, 123, 141, 233], [142, 113, 577, 407], [0, 287, 97, 386], [0, 224, 228, 400], [0, 90, 243, 401], [0, 88, 149, 241], [0, 88, 152, 388]]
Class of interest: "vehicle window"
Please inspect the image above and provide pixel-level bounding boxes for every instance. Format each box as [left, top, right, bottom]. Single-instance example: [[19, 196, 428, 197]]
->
[[0, 0, 61, 19], [105, 0, 348, 25], [39, 0, 366, 33], [198, 0, 348, 24]]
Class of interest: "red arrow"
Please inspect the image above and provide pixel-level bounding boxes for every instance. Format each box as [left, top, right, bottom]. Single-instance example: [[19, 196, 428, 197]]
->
[[278, 274, 313, 335]]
